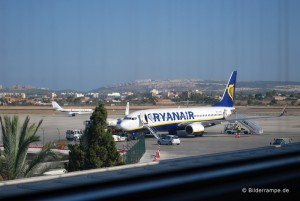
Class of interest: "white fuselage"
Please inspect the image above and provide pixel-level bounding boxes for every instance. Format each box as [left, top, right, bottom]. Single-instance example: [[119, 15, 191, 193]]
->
[[52, 101, 93, 115], [120, 106, 235, 132], [58, 108, 93, 115]]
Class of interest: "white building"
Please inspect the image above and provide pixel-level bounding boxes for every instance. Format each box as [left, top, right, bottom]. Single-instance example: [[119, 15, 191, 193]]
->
[[75, 93, 84, 98], [51, 93, 57, 99], [21, 93, 26, 99], [107, 92, 121, 99], [150, 89, 160, 97]]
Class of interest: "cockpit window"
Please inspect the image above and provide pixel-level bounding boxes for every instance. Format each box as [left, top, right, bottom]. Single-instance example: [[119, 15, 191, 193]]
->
[[124, 117, 137, 120]]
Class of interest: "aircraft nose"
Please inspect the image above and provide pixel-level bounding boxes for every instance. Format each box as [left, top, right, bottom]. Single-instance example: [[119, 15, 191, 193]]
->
[[119, 121, 128, 131], [116, 119, 122, 129]]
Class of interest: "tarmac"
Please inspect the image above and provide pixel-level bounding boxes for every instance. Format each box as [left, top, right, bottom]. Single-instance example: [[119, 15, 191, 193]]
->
[[139, 115, 300, 163], [0, 109, 299, 163], [0, 108, 299, 198]]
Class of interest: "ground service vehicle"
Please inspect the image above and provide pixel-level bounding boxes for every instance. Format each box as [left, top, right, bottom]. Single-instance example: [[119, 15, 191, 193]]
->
[[66, 129, 83, 141], [157, 135, 180, 145], [112, 135, 121, 142], [112, 135, 128, 142], [224, 123, 250, 134], [118, 133, 129, 141]]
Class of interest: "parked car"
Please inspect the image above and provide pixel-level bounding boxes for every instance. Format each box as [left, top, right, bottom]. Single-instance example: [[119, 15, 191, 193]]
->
[[118, 134, 128, 141], [157, 135, 180, 145], [270, 138, 292, 148], [112, 135, 121, 142], [66, 129, 83, 141]]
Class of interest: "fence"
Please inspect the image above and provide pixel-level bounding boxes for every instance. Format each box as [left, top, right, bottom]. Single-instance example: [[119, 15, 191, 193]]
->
[[122, 135, 145, 164]]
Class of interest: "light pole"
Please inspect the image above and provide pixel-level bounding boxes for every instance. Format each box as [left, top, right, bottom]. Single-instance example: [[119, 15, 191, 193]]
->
[[41, 128, 44, 147], [57, 128, 61, 141]]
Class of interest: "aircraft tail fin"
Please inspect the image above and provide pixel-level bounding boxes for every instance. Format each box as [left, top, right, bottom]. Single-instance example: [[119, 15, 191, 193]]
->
[[125, 102, 130, 116], [52, 101, 63, 111], [279, 104, 287, 117], [213, 71, 237, 107]]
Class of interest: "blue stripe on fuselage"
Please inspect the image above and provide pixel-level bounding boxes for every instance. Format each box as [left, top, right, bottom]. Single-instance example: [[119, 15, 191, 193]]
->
[[128, 123, 179, 134]]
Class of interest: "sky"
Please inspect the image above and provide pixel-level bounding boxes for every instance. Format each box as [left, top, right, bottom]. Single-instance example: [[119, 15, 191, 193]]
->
[[0, 0, 300, 91]]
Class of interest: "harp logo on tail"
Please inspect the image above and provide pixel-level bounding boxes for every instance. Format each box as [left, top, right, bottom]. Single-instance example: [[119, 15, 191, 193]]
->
[[227, 84, 235, 101]]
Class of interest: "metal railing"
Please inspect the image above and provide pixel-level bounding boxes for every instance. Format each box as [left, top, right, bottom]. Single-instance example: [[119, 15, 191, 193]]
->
[[237, 114, 264, 134], [141, 116, 160, 139], [122, 135, 145, 164]]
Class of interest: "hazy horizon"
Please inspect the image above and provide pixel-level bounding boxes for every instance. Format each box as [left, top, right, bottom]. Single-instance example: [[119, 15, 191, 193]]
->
[[1, 0, 300, 91], [1, 78, 300, 93]]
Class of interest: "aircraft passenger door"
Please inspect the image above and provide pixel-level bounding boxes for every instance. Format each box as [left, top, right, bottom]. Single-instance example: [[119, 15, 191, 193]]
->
[[223, 109, 232, 118], [140, 113, 148, 124]]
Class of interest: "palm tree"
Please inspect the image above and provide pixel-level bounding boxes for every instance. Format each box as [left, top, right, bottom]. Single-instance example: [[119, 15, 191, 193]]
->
[[0, 115, 60, 181]]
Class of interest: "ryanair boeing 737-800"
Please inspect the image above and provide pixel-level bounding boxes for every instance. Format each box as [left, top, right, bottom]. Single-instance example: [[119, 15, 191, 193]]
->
[[120, 71, 238, 136]]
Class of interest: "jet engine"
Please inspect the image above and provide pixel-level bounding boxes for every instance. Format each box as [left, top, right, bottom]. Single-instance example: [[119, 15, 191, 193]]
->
[[185, 122, 205, 135]]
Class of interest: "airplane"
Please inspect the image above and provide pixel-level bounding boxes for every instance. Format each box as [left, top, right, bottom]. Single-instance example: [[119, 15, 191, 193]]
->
[[106, 102, 130, 128], [51, 101, 93, 116], [119, 71, 286, 137]]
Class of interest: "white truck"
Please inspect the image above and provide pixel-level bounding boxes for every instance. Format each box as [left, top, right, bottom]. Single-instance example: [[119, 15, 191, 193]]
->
[[66, 129, 83, 141]]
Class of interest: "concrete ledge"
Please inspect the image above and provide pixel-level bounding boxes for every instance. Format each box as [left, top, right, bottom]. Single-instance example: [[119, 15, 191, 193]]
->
[[0, 161, 158, 187]]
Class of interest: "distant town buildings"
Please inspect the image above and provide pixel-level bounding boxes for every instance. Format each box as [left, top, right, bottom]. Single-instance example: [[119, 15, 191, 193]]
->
[[168, 91, 180, 99], [273, 96, 286, 101], [51, 93, 57, 100], [107, 92, 121, 99], [150, 89, 160, 97], [87, 93, 100, 99], [0, 81, 300, 106]]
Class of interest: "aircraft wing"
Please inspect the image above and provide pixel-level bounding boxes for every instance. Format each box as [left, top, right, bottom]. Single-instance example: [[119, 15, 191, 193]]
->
[[225, 105, 287, 121], [68, 112, 79, 116], [201, 105, 287, 127]]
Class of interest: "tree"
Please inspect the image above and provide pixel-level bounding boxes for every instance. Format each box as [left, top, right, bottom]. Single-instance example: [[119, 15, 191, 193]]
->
[[266, 90, 277, 99], [66, 102, 123, 172], [269, 98, 278, 105], [66, 144, 84, 171], [0, 116, 60, 181], [255, 93, 263, 100]]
